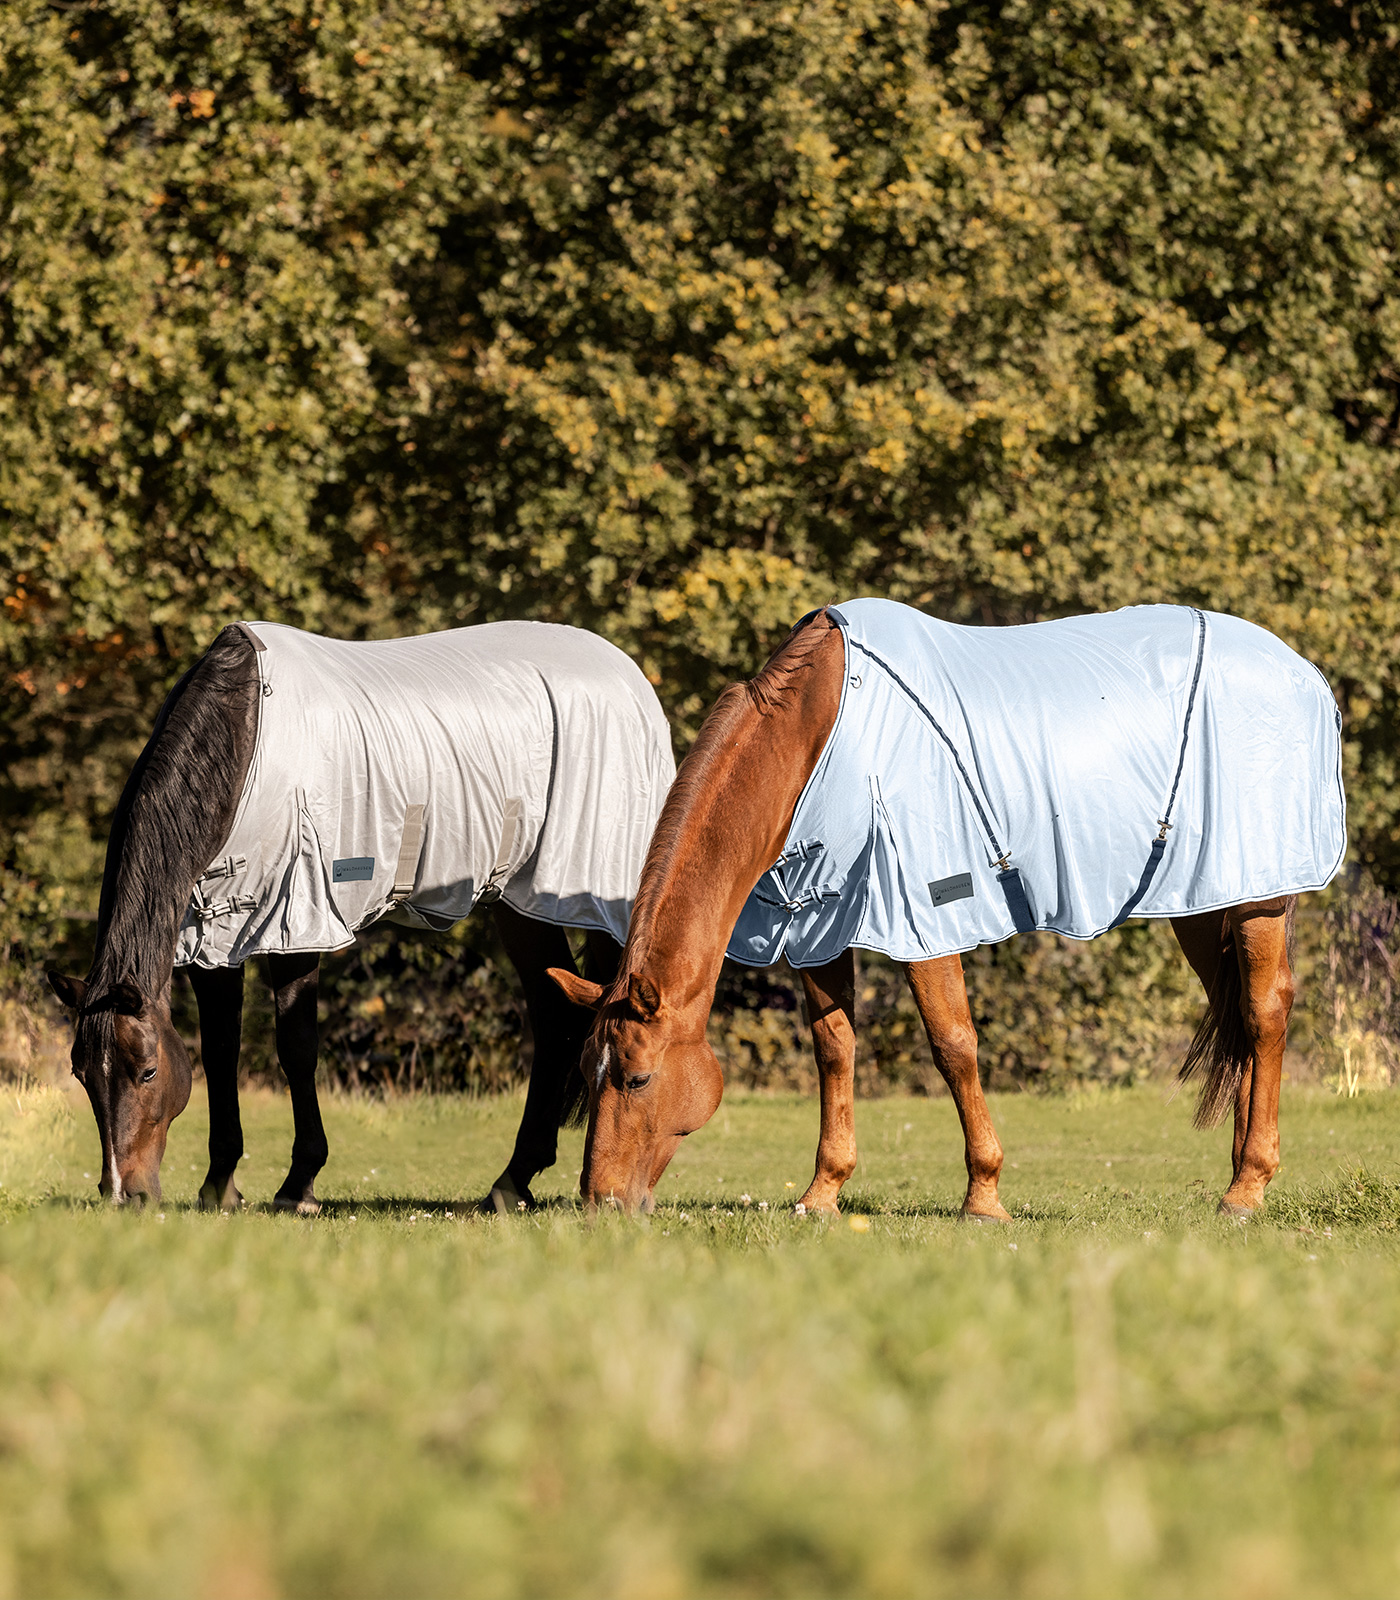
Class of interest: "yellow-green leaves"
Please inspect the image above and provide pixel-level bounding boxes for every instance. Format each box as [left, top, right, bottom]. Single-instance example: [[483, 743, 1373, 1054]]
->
[[6, 0, 1400, 978]]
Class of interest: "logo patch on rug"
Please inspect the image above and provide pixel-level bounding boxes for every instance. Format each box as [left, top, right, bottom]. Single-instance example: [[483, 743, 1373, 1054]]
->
[[928, 872, 974, 907]]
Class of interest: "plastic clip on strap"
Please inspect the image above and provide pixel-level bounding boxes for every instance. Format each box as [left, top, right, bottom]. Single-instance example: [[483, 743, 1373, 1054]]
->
[[388, 804, 426, 904]]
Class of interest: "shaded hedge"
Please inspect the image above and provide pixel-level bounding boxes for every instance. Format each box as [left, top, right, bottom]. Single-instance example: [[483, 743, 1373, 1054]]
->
[[6, 0, 1400, 1088]]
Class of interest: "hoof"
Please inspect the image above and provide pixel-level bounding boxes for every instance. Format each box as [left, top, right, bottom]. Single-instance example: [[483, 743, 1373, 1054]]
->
[[960, 1205, 1012, 1225], [198, 1177, 243, 1213], [1217, 1197, 1255, 1221], [273, 1191, 321, 1217], [484, 1173, 536, 1216]]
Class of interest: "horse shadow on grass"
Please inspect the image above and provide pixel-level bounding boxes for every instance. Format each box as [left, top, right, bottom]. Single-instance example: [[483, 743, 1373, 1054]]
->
[[259, 1194, 586, 1219]]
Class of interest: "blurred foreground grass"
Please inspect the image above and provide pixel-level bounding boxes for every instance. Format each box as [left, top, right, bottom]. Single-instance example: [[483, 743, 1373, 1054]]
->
[[1, 1083, 1399, 1599]]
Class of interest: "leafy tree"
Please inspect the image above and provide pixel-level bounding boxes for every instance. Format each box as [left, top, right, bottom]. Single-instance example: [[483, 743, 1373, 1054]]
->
[[5, 0, 1399, 1086]]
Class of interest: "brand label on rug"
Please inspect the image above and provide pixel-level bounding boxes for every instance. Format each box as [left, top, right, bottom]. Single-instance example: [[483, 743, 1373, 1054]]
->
[[333, 857, 375, 883], [928, 872, 974, 907]]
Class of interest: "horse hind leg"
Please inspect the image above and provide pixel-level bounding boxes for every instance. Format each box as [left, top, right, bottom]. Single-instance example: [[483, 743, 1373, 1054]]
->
[[797, 951, 858, 1214], [1173, 901, 1294, 1215], [189, 962, 247, 1211], [1219, 899, 1295, 1217], [905, 955, 1010, 1223]]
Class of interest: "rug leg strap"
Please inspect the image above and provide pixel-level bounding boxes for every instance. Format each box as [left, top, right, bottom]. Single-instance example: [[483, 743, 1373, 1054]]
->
[[476, 798, 525, 905], [1109, 836, 1167, 929], [388, 804, 426, 903]]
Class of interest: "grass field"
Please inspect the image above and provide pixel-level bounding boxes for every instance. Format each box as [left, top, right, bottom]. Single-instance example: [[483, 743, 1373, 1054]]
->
[[2, 1081, 1399, 1600]]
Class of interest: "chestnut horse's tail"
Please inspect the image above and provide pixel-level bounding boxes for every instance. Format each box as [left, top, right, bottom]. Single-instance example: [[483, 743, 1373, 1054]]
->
[[1178, 942, 1250, 1129], [1178, 899, 1296, 1128]]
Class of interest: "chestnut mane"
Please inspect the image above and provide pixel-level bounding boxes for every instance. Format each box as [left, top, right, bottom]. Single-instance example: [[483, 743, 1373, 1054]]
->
[[616, 609, 838, 986]]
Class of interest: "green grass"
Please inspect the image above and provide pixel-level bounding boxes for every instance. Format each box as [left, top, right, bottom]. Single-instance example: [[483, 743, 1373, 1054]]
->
[[2, 1082, 1399, 1600]]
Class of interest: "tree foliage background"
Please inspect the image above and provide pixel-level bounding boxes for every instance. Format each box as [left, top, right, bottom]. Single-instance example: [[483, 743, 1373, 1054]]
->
[[5, 0, 1400, 1090]]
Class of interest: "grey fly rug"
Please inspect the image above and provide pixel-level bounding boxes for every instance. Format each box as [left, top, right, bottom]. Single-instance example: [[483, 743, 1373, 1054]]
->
[[727, 599, 1345, 969], [175, 621, 675, 968]]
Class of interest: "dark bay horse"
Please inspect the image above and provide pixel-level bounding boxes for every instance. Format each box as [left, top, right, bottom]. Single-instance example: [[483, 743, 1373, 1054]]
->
[[550, 606, 1326, 1220], [47, 621, 667, 1211]]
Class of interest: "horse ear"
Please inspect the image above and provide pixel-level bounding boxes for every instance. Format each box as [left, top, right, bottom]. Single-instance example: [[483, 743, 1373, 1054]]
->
[[46, 971, 87, 1011], [548, 968, 605, 1011], [626, 973, 661, 1023], [108, 976, 146, 1018]]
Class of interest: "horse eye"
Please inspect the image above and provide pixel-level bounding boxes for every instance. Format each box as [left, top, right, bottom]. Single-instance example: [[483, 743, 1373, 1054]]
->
[[140, 1066, 158, 1085], [625, 1073, 652, 1091]]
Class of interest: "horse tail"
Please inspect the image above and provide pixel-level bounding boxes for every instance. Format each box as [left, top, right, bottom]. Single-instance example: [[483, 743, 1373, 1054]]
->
[[1178, 932, 1251, 1130], [1178, 898, 1296, 1129]]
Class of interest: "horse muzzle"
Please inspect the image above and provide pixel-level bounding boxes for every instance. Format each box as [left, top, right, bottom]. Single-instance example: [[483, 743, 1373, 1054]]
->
[[100, 1168, 161, 1208]]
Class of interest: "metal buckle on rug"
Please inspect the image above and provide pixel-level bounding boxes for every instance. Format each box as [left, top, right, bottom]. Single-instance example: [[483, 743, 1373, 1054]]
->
[[1157, 818, 1174, 841], [773, 838, 824, 867], [190, 883, 257, 920], [753, 883, 841, 914], [199, 854, 248, 882]]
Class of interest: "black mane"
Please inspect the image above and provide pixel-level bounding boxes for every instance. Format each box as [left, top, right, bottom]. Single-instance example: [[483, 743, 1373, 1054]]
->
[[88, 625, 260, 999]]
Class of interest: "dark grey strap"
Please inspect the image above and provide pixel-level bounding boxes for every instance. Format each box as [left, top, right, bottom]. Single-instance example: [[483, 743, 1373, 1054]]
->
[[1109, 837, 1167, 930], [997, 867, 1036, 934], [235, 621, 266, 653]]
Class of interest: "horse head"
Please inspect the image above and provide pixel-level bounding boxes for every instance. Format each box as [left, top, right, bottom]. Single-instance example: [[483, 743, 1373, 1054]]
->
[[46, 971, 193, 1206], [549, 967, 723, 1213]]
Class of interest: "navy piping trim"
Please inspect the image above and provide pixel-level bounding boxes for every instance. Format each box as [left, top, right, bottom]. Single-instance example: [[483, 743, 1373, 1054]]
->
[[846, 636, 1005, 861], [1108, 607, 1208, 929], [1160, 607, 1207, 834]]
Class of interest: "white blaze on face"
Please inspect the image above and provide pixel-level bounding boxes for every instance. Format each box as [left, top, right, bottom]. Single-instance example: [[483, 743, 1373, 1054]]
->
[[595, 1042, 611, 1091], [97, 1043, 122, 1201]]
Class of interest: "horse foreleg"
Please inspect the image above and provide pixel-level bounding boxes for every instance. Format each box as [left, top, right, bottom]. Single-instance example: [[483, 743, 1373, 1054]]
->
[[488, 903, 605, 1213], [189, 963, 246, 1211], [1219, 900, 1294, 1217], [267, 951, 327, 1216], [797, 952, 858, 1214], [906, 955, 1010, 1222]]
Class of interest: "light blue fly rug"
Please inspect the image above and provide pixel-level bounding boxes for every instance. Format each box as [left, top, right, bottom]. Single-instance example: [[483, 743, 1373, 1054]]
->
[[728, 599, 1345, 969], [175, 621, 676, 968]]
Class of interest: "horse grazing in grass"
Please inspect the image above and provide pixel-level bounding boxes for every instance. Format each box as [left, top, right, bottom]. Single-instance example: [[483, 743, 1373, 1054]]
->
[[48, 620, 674, 1211], [550, 600, 1345, 1220]]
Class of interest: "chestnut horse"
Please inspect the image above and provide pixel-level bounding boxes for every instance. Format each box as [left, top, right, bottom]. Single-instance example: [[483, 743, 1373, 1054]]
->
[[550, 607, 1303, 1220]]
